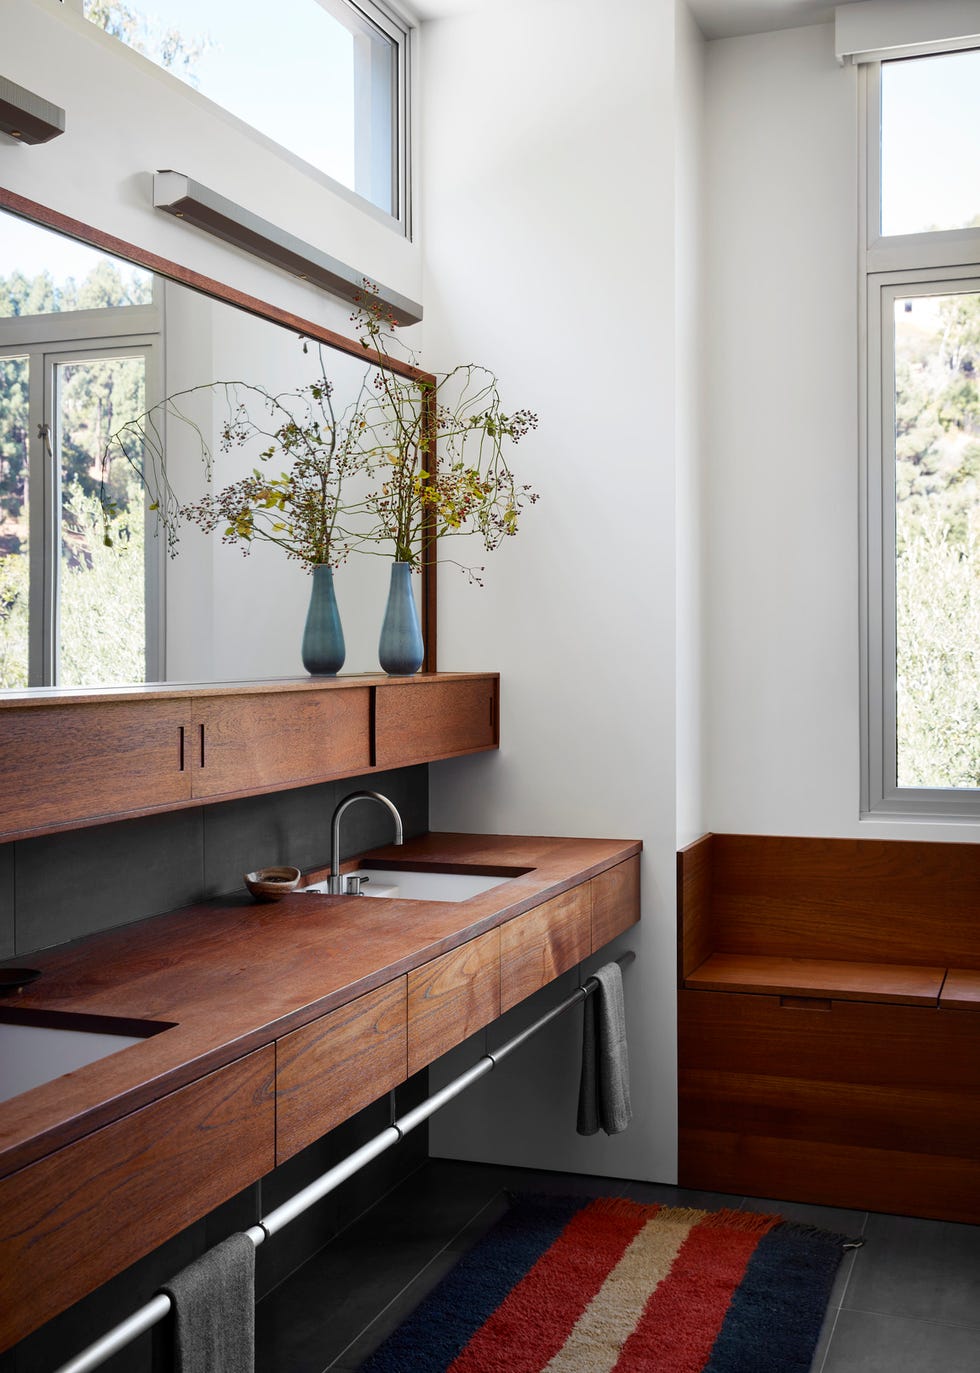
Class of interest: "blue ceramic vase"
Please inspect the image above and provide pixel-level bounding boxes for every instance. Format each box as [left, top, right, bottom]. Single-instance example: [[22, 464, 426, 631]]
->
[[302, 565, 345, 675], [379, 560, 424, 675]]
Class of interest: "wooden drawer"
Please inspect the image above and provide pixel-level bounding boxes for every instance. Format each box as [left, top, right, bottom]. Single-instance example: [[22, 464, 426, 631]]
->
[[592, 855, 640, 951], [679, 989, 980, 1223], [500, 887, 591, 1013], [276, 980, 407, 1163], [192, 688, 372, 799], [0, 1047, 275, 1351], [0, 700, 191, 839], [374, 677, 498, 770], [407, 929, 500, 1074]]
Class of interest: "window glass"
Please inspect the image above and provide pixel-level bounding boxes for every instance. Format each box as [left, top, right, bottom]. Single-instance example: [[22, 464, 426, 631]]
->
[[880, 50, 980, 237], [0, 355, 29, 688], [83, 0, 398, 216], [0, 215, 151, 316], [893, 290, 980, 789], [56, 355, 147, 687]]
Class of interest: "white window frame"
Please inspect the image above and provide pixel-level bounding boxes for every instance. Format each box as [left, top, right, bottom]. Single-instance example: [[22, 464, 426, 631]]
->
[[860, 57, 980, 819], [64, 0, 413, 233], [0, 307, 164, 687]]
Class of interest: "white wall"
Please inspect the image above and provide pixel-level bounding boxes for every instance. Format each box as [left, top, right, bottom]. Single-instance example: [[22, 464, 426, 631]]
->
[[423, 0, 702, 1185], [702, 20, 977, 842]]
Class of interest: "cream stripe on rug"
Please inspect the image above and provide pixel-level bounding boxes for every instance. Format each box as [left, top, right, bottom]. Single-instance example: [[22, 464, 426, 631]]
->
[[542, 1208, 706, 1373]]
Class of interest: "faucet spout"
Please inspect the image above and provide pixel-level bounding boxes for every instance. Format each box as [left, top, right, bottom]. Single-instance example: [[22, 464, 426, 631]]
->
[[327, 790, 404, 894]]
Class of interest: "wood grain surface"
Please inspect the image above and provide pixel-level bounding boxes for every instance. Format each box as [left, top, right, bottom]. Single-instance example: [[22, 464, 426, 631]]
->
[[685, 953, 945, 1005], [940, 968, 980, 1010], [677, 835, 713, 981], [192, 687, 371, 798], [374, 676, 499, 770], [276, 980, 407, 1162], [0, 1047, 275, 1349], [500, 886, 591, 1013], [591, 855, 641, 951], [407, 928, 501, 1074]]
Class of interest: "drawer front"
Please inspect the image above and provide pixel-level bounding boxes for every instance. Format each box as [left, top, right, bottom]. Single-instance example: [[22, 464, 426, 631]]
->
[[374, 677, 498, 770], [500, 886, 591, 1014], [679, 990, 980, 1224], [407, 929, 500, 1075], [591, 856, 640, 951], [276, 980, 407, 1163], [192, 689, 372, 798], [0, 701, 191, 839], [0, 1047, 275, 1351]]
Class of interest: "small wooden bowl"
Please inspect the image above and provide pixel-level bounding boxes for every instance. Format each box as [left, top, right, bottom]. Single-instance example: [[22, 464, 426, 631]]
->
[[244, 866, 301, 902]]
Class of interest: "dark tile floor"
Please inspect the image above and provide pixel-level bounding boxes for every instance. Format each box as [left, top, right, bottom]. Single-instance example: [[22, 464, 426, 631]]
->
[[254, 1159, 980, 1373]]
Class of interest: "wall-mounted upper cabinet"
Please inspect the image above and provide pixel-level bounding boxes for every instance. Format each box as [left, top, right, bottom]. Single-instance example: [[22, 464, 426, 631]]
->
[[0, 674, 499, 842]]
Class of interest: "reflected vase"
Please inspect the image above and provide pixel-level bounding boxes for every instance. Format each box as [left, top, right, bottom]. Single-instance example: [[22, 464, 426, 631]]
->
[[302, 565, 345, 675], [379, 560, 424, 675]]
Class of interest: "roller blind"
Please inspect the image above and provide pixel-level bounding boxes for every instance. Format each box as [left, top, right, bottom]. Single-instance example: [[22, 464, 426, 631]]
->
[[836, 0, 980, 64]]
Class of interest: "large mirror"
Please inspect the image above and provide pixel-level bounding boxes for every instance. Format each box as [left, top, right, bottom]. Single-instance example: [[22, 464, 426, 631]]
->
[[0, 192, 433, 691]]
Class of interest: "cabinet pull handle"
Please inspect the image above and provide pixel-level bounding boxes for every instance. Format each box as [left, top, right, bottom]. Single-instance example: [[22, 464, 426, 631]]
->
[[178, 726, 185, 772], [780, 995, 832, 1011], [199, 723, 206, 769]]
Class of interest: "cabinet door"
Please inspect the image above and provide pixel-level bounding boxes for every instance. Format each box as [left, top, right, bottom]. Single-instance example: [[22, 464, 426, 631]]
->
[[500, 887, 591, 1014], [0, 700, 191, 839], [191, 687, 372, 799], [276, 981, 407, 1163], [591, 855, 641, 951], [375, 677, 498, 771], [407, 929, 500, 1074], [0, 1047, 275, 1351]]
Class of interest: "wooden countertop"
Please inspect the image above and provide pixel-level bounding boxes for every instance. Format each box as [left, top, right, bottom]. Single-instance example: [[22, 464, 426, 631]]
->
[[0, 832, 640, 1179]]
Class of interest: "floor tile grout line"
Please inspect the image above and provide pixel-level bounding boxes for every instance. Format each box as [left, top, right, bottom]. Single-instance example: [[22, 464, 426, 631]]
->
[[836, 1305, 980, 1333], [324, 1186, 510, 1371]]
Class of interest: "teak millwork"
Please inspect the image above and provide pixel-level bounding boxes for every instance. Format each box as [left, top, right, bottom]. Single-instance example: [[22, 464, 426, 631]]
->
[[0, 832, 641, 1351], [0, 673, 498, 841], [677, 833, 980, 1224]]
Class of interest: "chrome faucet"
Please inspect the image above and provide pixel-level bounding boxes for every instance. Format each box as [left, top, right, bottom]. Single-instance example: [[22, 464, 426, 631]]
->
[[325, 790, 404, 895]]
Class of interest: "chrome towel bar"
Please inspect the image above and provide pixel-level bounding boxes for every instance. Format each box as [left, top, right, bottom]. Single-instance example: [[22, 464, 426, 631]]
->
[[53, 951, 635, 1373]]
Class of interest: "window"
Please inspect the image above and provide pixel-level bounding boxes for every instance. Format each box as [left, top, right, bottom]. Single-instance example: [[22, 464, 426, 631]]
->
[[862, 52, 980, 817], [0, 215, 161, 688], [76, 0, 410, 226]]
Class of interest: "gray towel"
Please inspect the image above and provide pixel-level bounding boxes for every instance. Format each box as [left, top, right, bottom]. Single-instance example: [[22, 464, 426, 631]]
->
[[577, 962, 632, 1136], [156, 1233, 255, 1373]]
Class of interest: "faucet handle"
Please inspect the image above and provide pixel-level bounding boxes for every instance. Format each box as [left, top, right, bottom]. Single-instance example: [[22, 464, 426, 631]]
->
[[344, 872, 370, 896]]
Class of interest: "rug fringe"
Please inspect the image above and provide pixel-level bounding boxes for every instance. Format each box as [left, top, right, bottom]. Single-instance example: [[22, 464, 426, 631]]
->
[[701, 1207, 781, 1232]]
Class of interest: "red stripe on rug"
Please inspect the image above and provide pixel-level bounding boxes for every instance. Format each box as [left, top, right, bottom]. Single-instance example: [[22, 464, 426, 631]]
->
[[447, 1198, 652, 1373], [612, 1210, 781, 1373]]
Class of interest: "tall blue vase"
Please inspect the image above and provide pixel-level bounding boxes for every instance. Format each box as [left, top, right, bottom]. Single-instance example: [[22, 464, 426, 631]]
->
[[302, 565, 345, 675], [379, 560, 424, 675]]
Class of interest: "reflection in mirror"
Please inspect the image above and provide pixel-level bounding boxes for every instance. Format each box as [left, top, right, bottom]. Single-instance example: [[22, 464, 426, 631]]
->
[[0, 204, 423, 688]]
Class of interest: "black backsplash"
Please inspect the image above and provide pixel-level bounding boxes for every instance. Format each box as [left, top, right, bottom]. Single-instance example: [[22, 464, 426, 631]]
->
[[0, 764, 430, 1372]]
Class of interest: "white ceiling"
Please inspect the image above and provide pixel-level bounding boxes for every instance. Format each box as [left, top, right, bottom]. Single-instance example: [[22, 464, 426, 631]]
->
[[405, 0, 868, 40]]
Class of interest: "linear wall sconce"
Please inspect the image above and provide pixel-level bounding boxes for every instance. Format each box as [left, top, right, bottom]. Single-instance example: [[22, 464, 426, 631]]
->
[[153, 171, 422, 326], [0, 76, 66, 144]]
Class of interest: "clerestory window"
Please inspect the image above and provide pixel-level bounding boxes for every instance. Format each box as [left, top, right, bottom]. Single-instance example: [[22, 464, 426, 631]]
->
[[70, 0, 410, 227]]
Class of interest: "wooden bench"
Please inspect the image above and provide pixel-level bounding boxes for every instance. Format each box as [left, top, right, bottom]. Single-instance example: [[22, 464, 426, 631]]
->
[[678, 834, 980, 1223]]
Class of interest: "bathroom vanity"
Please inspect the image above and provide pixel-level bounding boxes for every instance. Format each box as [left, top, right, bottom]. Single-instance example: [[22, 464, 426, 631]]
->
[[0, 827, 640, 1350]]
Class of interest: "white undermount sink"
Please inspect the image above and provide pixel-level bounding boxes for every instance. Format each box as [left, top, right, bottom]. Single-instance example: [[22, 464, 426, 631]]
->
[[0, 1012, 171, 1103], [303, 866, 529, 903]]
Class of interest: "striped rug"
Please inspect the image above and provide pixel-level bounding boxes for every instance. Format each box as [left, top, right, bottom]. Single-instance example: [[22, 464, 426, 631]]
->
[[358, 1194, 854, 1372]]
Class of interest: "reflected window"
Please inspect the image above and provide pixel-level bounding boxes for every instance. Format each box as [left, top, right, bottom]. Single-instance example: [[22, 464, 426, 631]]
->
[[80, 0, 407, 221], [0, 213, 159, 688]]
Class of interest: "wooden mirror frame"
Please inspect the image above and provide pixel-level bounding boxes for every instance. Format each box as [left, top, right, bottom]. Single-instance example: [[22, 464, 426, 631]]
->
[[0, 185, 437, 674]]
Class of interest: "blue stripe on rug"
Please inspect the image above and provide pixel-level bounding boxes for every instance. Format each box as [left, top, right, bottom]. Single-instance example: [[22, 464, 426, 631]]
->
[[703, 1222, 852, 1373], [358, 1193, 588, 1373]]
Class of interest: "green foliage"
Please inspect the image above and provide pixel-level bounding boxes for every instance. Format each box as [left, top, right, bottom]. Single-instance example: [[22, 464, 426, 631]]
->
[[897, 518, 980, 788], [0, 552, 28, 689], [895, 291, 980, 788], [83, 0, 211, 85]]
